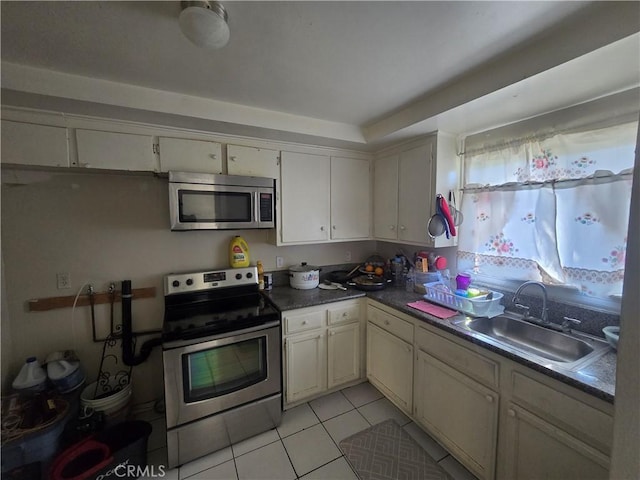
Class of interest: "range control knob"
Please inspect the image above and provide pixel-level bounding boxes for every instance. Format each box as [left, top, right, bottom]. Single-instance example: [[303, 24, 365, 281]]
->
[[172, 280, 180, 288], [186, 278, 194, 286], [236, 273, 242, 280], [246, 272, 253, 279]]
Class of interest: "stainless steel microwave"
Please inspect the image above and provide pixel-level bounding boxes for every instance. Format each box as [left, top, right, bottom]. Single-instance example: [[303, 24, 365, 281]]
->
[[169, 172, 275, 231]]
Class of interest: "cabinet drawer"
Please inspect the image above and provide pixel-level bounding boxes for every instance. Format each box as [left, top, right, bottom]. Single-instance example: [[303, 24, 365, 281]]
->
[[510, 371, 613, 454], [284, 309, 325, 334], [367, 305, 413, 343], [328, 302, 360, 325], [415, 325, 499, 389]]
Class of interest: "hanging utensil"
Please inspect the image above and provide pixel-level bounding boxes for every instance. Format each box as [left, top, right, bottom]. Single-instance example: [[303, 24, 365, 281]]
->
[[448, 191, 464, 226], [427, 212, 447, 238], [438, 194, 456, 237]]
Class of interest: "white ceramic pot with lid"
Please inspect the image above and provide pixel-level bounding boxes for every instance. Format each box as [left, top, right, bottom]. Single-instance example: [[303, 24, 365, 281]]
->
[[289, 262, 320, 290]]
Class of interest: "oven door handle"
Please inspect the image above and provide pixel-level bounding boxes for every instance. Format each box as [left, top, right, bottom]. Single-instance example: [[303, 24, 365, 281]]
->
[[234, 319, 280, 337], [163, 319, 281, 350]]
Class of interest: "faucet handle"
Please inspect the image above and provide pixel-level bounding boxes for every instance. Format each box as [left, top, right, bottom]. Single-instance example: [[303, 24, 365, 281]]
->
[[514, 303, 530, 316], [562, 316, 581, 326], [561, 316, 581, 332]]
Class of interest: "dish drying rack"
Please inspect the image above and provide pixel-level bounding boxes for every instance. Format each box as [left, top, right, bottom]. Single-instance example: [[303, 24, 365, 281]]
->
[[423, 282, 504, 318]]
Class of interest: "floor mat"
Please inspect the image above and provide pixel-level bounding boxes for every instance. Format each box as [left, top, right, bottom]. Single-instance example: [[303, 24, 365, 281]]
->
[[339, 419, 452, 480]]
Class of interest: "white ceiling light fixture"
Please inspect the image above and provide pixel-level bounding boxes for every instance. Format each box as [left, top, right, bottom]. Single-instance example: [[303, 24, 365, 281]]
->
[[179, 1, 230, 50]]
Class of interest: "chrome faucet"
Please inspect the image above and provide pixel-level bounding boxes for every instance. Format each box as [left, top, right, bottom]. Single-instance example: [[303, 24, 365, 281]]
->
[[512, 281, 549, 324]]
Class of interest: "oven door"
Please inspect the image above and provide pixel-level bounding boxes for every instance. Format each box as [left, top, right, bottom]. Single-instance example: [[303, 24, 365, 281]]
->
[[163, 321, 281, 429]]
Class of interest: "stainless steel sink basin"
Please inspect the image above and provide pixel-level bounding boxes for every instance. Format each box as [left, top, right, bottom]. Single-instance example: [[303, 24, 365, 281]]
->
[[453, 313, 611, 370]]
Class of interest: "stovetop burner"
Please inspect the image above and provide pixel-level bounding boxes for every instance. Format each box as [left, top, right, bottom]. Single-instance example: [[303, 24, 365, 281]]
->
[[162, 267, 281, 344]]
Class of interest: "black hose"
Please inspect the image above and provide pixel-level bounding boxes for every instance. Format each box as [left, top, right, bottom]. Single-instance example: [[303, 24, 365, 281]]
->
[[121, 280, 162, 366]]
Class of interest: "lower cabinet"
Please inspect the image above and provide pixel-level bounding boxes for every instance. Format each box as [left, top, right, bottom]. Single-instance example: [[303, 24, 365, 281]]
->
[[283, 299, 363, 405], [328, 322, 361, 388], [366, 304, 414, 414], [285, 330, 327, 403], [502, 403, 609, 480], [414, 349, 498, 480], [366, 300, 614, 480]]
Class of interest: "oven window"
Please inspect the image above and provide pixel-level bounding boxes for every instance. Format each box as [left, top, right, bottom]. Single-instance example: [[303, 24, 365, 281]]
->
[[179, 190, 252, 223], [183, 337, 267, 403]]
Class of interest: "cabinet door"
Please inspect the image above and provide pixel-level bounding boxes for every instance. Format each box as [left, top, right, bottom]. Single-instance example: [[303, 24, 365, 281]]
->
[[1, 120, 69, 167], [373, 154, 399, 240], [158, 137, 222, 173], [414, 349, 498, 480], [501, 403, 609, 480], [327, 322, 360, 389], [76, 129, 156, 171], [366, 322, 413, 413], [330, 156, 370, 240], [397, 142, 433, 244], [285, 331, 326, 403], [280, 151, 330, 243], [227, 144, 279, 179]]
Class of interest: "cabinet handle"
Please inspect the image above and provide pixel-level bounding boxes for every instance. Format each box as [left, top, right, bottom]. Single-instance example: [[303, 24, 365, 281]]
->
[[320, 226, 325, 231], [210, 154, 217, 159], [390, 225, 395, 230], [406, 345, 411, 353], [302, 320, 307, 325], [384, 320, 390, 325], [400, 225, 406, 231], [485, 395, 493, 403], [332, 225, 336, 230], [230, 156, 236, 161], [342, 312, 348, 317], [508, 409, 516, 417], [330, 331, 335, 336]]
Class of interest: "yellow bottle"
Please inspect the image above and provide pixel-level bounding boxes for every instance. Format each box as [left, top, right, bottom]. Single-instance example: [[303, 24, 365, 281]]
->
[[229, 235, 250, 268], [257, 261, 265, 290]]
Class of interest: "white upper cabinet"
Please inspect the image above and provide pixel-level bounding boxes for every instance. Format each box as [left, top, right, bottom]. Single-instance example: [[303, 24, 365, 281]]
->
[[1, 120, 69, 168], [227, 144, 279, 179], [278, 151, 371, 245], [158, 137, 222, 173], [373, 153, 399, 240], [373, 132, 460, 247], [330, 156, 370, 240], [279, 151, 331, 244], [76, 129, 156, 171], [398, 141, 433, 244]]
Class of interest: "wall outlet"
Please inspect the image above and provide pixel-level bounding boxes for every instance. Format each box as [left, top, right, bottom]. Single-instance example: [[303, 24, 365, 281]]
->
[[57, 272, 71, 289], [276, 256, 284, 268], [345, 251, 352, 262]]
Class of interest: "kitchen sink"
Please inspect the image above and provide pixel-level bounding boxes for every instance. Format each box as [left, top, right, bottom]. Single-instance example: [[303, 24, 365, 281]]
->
[[453, 313, 611, 370]]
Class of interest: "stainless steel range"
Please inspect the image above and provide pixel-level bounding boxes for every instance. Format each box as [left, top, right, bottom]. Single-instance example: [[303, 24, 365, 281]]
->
[[162, 267, 282, 468]]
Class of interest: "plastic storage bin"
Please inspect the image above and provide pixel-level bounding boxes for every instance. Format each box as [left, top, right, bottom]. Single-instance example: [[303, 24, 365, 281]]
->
[[423, 282, 504, 318], [49, 420, 152, 480]]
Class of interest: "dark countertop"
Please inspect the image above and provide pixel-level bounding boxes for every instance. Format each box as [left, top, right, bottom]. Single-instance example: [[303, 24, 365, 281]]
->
[[264, 285, 616, 404]]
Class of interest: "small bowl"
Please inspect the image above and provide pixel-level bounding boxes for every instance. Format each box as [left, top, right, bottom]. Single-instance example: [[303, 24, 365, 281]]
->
[[602, 326, 620, 350]]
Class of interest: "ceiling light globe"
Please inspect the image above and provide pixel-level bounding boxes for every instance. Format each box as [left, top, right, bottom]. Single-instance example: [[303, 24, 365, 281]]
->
[[179, 2, 229, 50]]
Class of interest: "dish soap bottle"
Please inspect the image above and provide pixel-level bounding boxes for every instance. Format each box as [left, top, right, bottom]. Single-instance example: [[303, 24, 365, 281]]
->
[[257, 261, 265, 290], [229, 236, 250, 268]]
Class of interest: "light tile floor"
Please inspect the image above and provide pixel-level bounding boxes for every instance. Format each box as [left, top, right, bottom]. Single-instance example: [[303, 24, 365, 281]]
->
[[140, 382, 478, 480]]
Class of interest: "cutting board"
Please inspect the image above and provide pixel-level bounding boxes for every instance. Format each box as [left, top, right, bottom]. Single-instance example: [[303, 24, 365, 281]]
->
[[407, 300, 458, 319]]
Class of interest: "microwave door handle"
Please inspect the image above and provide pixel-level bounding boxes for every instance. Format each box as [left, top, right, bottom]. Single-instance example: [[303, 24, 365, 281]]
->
[[253, 191, 260, 225]]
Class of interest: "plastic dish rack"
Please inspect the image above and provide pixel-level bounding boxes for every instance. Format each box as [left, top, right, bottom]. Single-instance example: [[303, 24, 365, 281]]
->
[[423, 282, 505, 318]]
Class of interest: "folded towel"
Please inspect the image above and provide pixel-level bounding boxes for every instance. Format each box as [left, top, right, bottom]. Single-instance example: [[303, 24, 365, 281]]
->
[[407, 300, 458, 319]]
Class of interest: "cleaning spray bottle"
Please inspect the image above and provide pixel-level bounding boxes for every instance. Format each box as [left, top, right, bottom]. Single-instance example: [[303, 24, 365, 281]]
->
[[229, 235, 250, 268]]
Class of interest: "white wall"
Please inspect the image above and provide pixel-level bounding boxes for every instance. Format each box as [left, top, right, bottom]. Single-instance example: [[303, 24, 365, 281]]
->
[[0, 169, 375, 403]]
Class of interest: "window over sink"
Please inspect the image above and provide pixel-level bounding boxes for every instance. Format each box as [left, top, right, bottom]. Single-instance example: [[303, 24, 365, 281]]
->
[[457, 96, 638, 310]]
